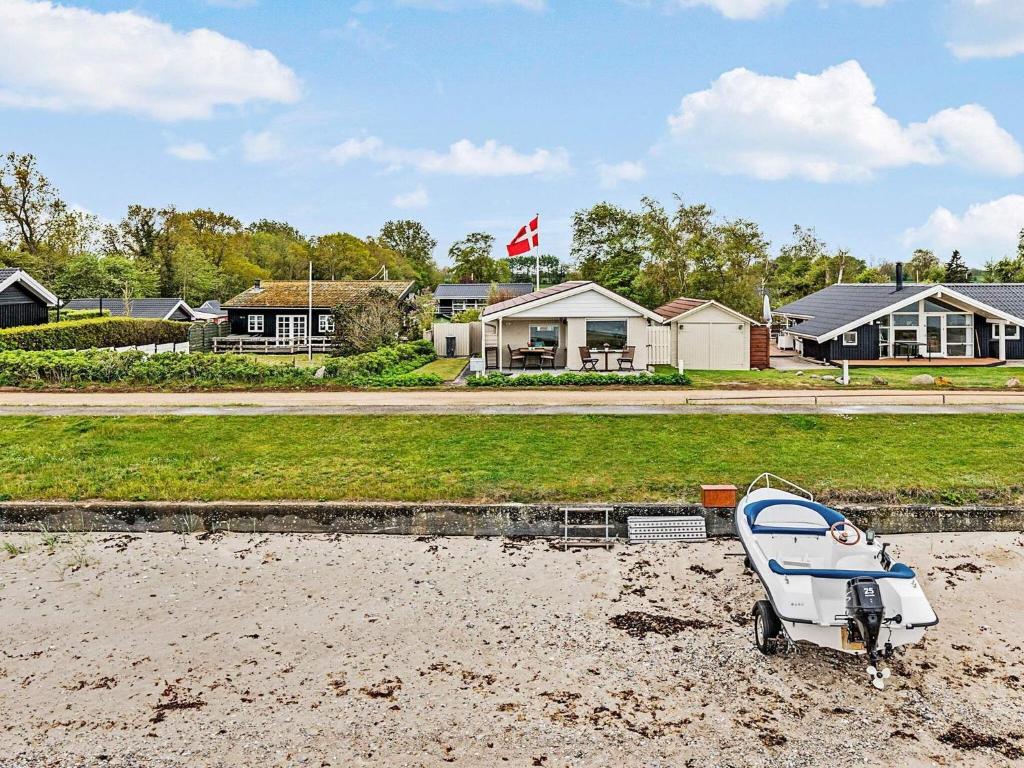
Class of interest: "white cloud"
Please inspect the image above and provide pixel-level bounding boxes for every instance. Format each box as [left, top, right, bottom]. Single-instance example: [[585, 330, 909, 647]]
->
[[397, 0, 546, 10], [948, 0, 1024, 59], [392, 186, 430, 209], [597, 160, 647, 188], [242, 130, 284, 162], [902, 195, 1024, 263], [0, 0, 301, 120], [167, 142, 214, 161], [327, 137, 570, 177], [667, 60, 1024, 181], [661, 0, 888, 20]]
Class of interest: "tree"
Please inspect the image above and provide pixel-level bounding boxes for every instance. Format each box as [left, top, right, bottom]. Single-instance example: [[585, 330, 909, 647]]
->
[[906, 249, 943, 282], [378, 220, 439, 287], [507, 253, 567, 286], [0, 152, 66, 257], [331, 287, 411, 355], [944, 249, 970, 283], [448, 232, 508, 283], [984, 230, 1024, 283], [571, 203, 648, 302]]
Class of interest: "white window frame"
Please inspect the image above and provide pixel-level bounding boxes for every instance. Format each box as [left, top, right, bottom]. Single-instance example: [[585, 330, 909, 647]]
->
[[993, 323, 1020, 340], [842, 331, 858, 346], [318, 314, 335, 334], [247, 314, 264, 333], [528, 324, 559, 347], [585, 318, 630, 350]]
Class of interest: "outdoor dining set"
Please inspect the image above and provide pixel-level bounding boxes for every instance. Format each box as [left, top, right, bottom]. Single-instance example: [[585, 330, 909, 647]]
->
[[506, 344, 637, 371]]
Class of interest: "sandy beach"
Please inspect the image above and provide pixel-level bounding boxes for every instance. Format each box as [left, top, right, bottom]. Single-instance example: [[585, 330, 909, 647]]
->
[[1, 531, 1022, 767]]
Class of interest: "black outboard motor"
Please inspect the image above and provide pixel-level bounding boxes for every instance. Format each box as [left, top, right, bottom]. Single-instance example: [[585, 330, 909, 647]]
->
[[846, 577, 884, 658]]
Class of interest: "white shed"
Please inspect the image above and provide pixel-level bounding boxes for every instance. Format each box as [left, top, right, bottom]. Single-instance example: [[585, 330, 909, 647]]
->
[[655, 297, 757, 370]]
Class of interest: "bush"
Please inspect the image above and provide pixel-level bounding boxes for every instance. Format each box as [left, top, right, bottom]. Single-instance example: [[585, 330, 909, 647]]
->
[[466, 371, 691, 387], [0, 340, 441, 389], [323, 339, 436, 383], [0, 316, 188, 352]]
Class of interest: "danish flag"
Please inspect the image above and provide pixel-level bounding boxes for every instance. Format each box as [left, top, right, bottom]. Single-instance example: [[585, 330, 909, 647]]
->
[[506, 215, 539, 257]]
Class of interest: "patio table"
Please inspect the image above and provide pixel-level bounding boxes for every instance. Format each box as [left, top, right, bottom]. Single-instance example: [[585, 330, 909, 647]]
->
[[590, 348, 624, 372], [518, 347, 553, 369]]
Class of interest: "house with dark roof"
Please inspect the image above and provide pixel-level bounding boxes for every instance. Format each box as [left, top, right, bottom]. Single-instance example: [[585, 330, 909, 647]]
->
[[775, 269, 1024, 364], [63, 298, 199, 321], [222, 279, 416, 346], [0, 268, 58, 329], [434, 282, 533, 317], [654, 297, 765, 370]]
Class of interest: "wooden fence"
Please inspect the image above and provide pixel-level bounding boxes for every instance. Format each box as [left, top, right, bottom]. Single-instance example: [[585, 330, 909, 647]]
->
[[212, 336, 332, 354], [647, 325, 671, 365]]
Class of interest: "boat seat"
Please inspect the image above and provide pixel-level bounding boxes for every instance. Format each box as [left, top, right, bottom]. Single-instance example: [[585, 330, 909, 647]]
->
[[745, 498, 848, 537], [767, 559, 916, 580]]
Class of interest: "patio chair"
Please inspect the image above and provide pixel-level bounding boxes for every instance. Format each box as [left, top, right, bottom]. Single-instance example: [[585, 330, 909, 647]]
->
[[617, 346, 636, 371], [578, 346, 599, 372], [540, 346, 557, 369], [507, 344, 526, 369]]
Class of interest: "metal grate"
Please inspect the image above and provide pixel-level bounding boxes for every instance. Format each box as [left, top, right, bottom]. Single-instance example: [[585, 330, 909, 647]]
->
[[627, 516, 707, 543], [559, 506, 614, 550]]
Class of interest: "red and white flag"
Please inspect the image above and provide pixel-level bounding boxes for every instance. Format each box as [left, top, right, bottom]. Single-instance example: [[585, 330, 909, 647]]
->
[[506, 215, 539, 257]]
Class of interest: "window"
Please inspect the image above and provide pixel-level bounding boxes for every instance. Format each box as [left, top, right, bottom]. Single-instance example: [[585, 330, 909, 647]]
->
[[450, 299, 484, 313], [993, 323, 1020, 340], [247, 314, 264, 333], [842, 331, 858, 346], [893, 313, 919, 326], [319, 314, 335, 334], [586, 319, 628, 349], [528, 324, 559, 348]]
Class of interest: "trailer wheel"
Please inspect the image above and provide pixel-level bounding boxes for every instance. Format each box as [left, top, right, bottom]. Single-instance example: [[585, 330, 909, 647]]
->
[[743, 555, 752, 572], [753, 600, 781, 655]]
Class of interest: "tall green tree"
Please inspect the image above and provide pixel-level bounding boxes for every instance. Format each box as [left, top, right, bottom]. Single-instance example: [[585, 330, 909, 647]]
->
[[906, 249, 944, 282], [378, 220, 439, 287], [448, 232, 509, 283], [943, 249, 970, 283], [571, 203, 648, 302], [507, 253, 567, 286], [984, 230, 1024, 283]]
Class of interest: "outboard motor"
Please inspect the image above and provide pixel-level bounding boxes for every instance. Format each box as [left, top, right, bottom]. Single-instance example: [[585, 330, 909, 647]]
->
[[846, 577, 884, 658]]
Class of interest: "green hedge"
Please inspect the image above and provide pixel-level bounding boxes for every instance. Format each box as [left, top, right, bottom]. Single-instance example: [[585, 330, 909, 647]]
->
[[323, 339, 437, 384], [466, 371, 691, 387], [0, 316, 188, 352], [0, 340, 442, 389]]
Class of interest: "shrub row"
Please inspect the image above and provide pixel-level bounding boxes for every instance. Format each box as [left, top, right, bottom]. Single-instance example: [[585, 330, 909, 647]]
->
[[323, 339, 437, 384], [0, 316, 188, 352], [0, 341, 442, 389], [466, 371, 691, 387]]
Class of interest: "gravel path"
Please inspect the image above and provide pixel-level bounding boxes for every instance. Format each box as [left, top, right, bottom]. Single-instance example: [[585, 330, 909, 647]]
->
[[1, 532, 1022, 767]]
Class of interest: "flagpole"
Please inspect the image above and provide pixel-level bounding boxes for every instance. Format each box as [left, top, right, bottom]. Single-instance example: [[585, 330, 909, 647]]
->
[[534, 213, 540, 291]]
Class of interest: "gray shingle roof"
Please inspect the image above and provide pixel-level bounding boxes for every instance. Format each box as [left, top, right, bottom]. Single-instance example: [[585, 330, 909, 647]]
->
[[946, 283, 1024, 320], [434, 282, 534, 300], [775, 282, 1024, 339], [0, 268, 18, 282], [64, 298, 195, 320]]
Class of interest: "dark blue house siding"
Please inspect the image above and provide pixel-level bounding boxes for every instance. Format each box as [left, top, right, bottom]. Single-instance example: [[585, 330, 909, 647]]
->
[[805, 322, 879, 361], [0, 282, 48, 329], [976, 314, 1024, 359], [228, 307, 335, 336]]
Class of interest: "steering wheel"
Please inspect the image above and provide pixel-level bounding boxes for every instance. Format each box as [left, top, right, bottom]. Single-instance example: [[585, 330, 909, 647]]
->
[[830, 520, 861, 546]]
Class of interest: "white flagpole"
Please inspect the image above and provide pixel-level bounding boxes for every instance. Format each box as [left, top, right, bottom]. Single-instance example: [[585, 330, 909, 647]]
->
[[534, 213, 540, 291], [307, 261, 313, 362]]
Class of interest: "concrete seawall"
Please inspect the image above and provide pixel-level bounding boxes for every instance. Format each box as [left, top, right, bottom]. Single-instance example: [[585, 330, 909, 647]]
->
[[1, 501, 1023, 537]]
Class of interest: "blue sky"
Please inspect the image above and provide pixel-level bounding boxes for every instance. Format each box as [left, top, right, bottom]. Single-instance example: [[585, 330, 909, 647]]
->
[[2, 0, 1023, 268]]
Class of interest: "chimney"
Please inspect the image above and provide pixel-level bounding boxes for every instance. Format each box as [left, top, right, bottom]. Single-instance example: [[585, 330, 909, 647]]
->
[[254, 279, 262, 291], [895, 262, 904, 291]]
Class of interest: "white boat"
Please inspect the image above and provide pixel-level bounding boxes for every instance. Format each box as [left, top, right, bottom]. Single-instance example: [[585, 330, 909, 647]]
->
[[737, 474, 938, 688]]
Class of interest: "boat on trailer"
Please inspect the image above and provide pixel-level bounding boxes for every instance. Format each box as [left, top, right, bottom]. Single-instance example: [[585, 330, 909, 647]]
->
[[737, 474, 938, 689]]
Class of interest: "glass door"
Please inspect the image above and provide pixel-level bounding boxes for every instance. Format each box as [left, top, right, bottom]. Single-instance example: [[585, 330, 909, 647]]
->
[[926, 316, 943, 355], [276, 315, 308, 346]]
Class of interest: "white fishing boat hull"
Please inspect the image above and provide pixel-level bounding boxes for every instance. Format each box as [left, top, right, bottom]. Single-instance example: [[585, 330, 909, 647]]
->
[[737, 476, 937, 661]]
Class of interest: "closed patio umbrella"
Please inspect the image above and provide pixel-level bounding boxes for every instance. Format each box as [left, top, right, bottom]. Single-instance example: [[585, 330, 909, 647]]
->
[[762, 293, 772, 325]]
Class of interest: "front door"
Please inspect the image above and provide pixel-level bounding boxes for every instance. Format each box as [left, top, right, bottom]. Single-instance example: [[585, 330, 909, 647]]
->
[[926, 316, 943, 355], [276, 315, 307, 346]]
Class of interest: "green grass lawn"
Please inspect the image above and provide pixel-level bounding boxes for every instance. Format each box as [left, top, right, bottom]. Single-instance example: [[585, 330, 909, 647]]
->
[[240, 353, 331, 368], [413, 357, 467, 380], [655, 364, 1022, 390], [1, 415, 1021, 503]]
